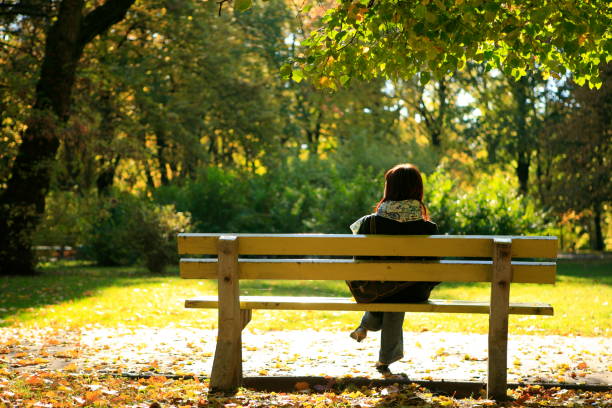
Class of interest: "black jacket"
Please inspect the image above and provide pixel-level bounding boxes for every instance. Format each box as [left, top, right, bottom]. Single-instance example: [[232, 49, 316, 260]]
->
[[347, 215, 439, 303], [355, 214, 438, 236]]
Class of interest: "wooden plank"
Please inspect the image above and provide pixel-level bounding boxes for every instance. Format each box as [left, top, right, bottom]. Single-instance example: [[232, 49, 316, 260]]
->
[[178, 234, 218, 256], [184, 296, 554, 316], [177, 233, 557, 258], [488, 238, 512, 401], [180, 258, 556, 284], [241, 309, 252, 330], [210, 236, 242, 392]]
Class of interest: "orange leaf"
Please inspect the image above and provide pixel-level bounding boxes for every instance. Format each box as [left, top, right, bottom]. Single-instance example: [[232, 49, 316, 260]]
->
[[54, 349, 79, 359], [25, 375, 43, 386], [85, 390, 102, 403], [295, 381, 310, 391]]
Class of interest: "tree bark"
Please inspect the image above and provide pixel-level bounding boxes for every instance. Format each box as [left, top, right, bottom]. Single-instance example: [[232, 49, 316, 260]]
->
[[156, 131, 170, 186], [512, 76, 531, 195], [0, 0, 135, 275], [416, 79, 446, 148], [96, 157, 120, 196], [96, 91, 119, 195], [593, 205, 604, 251]]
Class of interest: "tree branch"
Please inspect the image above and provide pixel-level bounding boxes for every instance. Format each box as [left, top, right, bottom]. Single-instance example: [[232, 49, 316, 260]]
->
[[217, 0, 229, 17], [0, 2, 51, 17], [78, 0, 135, 50]]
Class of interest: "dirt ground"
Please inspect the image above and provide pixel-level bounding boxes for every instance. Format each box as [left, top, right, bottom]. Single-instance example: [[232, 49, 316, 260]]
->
[[1, 326, 610, 386]]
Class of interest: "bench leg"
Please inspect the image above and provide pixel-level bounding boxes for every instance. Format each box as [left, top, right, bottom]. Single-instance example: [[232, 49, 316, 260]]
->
[[210, 236, 242, 393], [487, 238, 512, 401], [210, 311, 251, 391], [210, 322, 243, 392], [241, 309, 252, 330]]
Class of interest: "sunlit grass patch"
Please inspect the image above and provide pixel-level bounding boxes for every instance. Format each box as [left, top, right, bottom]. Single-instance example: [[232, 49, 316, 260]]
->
[[0, 260, 609, 336]]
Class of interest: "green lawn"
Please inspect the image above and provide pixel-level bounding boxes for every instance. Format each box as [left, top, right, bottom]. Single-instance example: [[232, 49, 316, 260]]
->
[[0, 260, 609, 336]]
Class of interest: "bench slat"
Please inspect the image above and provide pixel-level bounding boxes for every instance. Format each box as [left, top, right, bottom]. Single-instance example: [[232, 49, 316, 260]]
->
[[184, 295, 554, 315], [178, 234, 557, 258], [180, 258, 556, 284]]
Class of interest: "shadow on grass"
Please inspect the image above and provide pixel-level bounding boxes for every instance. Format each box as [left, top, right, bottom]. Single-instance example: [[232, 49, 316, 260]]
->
[[0, 262, 176, 327], [556, 259, 612, 285]]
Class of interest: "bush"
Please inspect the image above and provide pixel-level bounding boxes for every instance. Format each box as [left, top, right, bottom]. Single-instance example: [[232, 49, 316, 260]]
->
[[82, 193, 190, 272], [154, 163, 553, 237], [135, 203, 192, 273], [425, 169, 554, 235], [154, 161, 382, 234], [38, 163, 554, 269], [34, 191, 97, 251]]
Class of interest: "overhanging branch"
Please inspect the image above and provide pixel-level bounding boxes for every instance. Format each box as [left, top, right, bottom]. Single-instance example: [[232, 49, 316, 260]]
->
[[78, 0, 135, 50]]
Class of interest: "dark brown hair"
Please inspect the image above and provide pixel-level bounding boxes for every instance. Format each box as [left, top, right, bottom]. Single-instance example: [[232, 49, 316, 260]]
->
[[375, 163, 429, 220]]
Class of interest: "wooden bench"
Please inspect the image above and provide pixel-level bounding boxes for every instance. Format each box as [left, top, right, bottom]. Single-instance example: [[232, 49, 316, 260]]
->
[[178, 233, 557, 399]]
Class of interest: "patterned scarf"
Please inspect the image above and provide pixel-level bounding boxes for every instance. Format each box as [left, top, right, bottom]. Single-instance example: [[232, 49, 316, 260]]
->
[[350, 199, 423, 234], [377, 199, 423, 222]]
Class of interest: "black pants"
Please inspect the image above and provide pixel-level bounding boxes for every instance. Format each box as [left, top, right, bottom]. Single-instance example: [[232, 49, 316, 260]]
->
[[360, 282, 438, 364], [373, 282, 439, 303]]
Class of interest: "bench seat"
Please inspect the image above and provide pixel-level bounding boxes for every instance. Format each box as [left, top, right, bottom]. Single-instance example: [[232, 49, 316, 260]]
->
[[185, 295, 554, 315]]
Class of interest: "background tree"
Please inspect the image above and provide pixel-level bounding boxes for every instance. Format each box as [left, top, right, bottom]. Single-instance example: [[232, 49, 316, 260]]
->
[[0, 0, 135, 275], [2, 0, 610, 275], [541, 64, 611, 250]]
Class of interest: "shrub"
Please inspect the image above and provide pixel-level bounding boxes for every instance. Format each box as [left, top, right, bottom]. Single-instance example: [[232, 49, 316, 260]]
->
[[132, 203, 191, 273], [425, 169, 554, 236], [154, 163, 553, 238], [34, 191, 97, 251], [82, 193, 190, 272]]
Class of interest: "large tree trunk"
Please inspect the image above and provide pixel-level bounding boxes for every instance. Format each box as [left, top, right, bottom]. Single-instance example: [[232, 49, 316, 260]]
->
[[0, 0, 135, 275]]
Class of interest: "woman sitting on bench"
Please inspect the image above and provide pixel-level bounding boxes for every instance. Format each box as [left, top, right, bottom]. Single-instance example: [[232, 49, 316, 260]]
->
[[346, 163, 440, 378]]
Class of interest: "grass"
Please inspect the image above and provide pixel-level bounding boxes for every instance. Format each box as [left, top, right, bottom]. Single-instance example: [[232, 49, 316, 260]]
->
[[0, 259, 609, 337]]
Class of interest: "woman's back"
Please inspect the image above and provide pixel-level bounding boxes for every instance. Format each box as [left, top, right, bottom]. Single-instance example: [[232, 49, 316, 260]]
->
[[355, 214, 437, 236]]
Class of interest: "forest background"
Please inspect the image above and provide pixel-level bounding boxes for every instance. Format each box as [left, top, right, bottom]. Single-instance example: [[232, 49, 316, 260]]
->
[[1, 0, 610, 274]]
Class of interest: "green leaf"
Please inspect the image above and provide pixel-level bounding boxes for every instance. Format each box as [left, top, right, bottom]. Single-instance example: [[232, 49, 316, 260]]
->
[[292, 69, 304, 83], [280, 63, 292, 79], [234, 0, 252, 12], [415, 4, 427, 19], [420, 72, 431, 85]]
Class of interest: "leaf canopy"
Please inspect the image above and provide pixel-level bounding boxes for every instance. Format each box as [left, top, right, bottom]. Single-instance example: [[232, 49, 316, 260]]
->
[[286, 0, 611, 88]]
